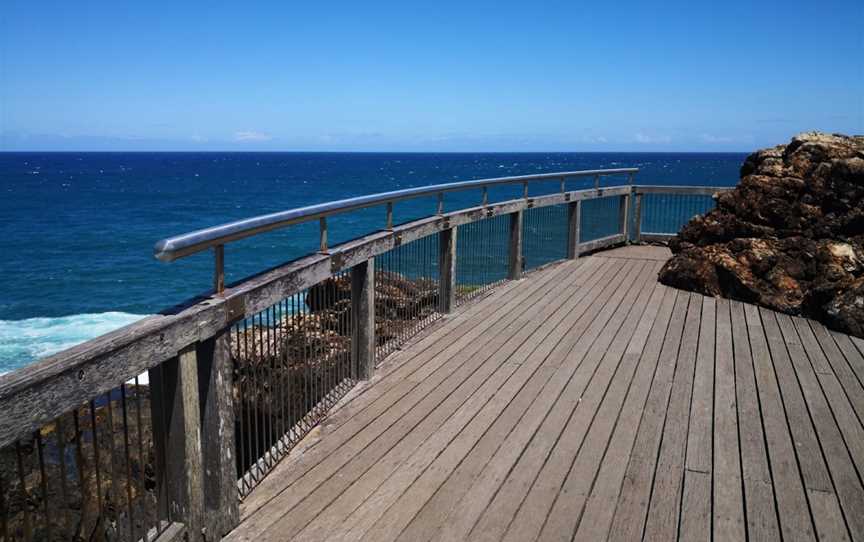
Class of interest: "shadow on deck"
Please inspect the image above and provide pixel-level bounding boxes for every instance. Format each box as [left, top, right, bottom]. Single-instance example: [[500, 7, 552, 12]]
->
[[224, 246, 864, 541]]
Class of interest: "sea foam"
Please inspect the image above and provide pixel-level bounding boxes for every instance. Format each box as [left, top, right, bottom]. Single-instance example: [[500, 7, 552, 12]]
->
[[0, 312, 147, 373]]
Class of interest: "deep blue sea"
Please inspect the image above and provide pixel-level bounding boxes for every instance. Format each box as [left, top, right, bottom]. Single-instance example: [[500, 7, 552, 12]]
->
[[0, 152, 745, 371]]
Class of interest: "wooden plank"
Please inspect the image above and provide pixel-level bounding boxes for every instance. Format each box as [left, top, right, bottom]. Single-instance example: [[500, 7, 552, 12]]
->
[[712, 298, 746, 542], [616, 293, 716, 540], [679, 469, 712, 542], [744, 303, 815, 541], [229, 260, 610, 538], [271, 255, 617, 541], [606, 291, 690, 542], [577, 233, 626, 254], [729, 300, 780, 541], [640, 232, 676, 242], [314, 253, 636, 542], [535, 282, 670, 541], [641, 291, 703, 541], [478, 263, 662, 542], [686, 295, 716, 475], [776, 314, 862, 539], [807, 489, 851, 542], [362, 261, 660, 542], [593, 244, 672, 261], [406, 265, 667, 542]]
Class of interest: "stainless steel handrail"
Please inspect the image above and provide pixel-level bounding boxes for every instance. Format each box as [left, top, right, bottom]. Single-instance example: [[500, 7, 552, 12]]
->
[[153, 168, 637, 262]]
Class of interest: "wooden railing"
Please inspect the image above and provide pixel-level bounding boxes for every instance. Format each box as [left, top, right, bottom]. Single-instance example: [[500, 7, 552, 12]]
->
[[0, 171, 730, 541]]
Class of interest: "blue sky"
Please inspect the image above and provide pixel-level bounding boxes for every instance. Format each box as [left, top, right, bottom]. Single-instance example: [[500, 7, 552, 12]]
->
[[1, 1, 861, 152]]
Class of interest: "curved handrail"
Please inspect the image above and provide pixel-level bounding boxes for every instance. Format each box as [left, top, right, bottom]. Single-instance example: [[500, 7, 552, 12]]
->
[[153, 168, 637, 262]]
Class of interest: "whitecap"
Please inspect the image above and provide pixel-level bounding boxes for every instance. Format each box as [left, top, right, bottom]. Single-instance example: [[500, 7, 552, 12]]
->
[[0, 312, 148, 374]]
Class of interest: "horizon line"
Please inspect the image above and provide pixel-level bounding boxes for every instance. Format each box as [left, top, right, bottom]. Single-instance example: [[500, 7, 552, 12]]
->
[[0, 149, 753, 154]]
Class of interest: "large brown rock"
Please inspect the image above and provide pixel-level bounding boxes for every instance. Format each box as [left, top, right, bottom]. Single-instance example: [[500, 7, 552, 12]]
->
[[658, 132, 864, 336]]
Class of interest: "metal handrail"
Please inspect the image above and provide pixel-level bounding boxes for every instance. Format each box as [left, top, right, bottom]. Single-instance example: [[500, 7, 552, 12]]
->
[[153, 168, 638, 262]]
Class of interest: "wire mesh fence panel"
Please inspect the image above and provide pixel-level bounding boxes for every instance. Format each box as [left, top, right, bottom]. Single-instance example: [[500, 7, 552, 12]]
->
[[580, 196, 623, 242], [230, 269, 355, 498], [522, 205, 568, 272], [375, 234, 441, 363], [640, 193, 716, 234], [455, 214, 509, 306], [0, 379, 167, 542]]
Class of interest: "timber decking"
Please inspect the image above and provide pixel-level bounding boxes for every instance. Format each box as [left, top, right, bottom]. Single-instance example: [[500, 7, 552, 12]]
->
[[224, 246, 864, 542]]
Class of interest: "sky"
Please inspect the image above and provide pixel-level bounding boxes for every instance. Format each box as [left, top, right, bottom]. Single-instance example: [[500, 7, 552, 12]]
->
[[0, 0, 862, 152]]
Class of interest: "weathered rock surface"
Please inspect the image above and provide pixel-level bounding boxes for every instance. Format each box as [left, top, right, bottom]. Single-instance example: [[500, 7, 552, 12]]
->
[[659, 132, 864, 337]]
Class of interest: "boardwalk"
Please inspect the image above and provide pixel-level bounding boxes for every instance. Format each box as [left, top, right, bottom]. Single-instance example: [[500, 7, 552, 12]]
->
[[225, 246, 864, 541]]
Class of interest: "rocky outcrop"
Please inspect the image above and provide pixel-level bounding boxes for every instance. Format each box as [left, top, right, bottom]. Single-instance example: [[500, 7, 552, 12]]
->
[[659, 132, 864, 336]]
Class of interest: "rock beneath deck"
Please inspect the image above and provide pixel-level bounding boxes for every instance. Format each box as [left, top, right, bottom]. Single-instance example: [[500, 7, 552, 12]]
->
[[658, 132, 864, 337]]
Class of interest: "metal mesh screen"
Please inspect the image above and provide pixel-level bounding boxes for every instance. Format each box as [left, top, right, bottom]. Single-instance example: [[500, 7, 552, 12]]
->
[[231, 270, 355, 497], [455, 214, 509, 305], [375, 235, 441, 362], [580, 196, 623, 242], [522, 205, 568, 271], [640, 193, 716, 234]]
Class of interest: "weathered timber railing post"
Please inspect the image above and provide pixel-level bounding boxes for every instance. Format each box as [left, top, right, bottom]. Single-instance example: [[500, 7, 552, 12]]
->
[[567, 199, 581, 260], [351, 258, 375, 380], [149, 344, 205, 540], [151, 332, 240, 541], [196, 332, 240, 539], [632, 188, 643, 242], [509, 210, 523, 279], [619, 191, 631, 243], [439, 226, 457, 313]]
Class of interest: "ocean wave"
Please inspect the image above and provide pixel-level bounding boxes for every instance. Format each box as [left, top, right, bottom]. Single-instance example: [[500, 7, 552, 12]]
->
[[0, 312, 147, 373]]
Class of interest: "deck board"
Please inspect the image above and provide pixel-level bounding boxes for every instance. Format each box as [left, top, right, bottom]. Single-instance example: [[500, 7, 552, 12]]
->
[[224, 245, 864, 542]]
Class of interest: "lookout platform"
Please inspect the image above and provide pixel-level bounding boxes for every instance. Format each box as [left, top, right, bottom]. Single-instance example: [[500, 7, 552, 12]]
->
[[224, 246, 864, 541]]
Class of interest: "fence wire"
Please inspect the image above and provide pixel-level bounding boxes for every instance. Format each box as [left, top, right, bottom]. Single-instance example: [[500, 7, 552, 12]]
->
[[231, 269, 355, 498]]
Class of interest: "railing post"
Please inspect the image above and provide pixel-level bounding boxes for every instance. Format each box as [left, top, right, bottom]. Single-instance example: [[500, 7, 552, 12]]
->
[[214, 245, 225, 295], [619, 191, 632, 243], [567, 199, 582, 260], [196, 331, 240, 538], [508, 210, 523, 280], [351, 258, 375, 380], [149, 344, 205, 540], [633, 189, 643, 242], [438, 226, 457, 313]]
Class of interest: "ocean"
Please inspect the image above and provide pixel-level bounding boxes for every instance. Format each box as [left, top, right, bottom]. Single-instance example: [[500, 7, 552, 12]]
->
[[0, 152, 745, 372]]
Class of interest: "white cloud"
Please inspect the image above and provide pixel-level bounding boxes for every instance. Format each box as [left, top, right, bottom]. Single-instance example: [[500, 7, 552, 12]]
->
[[700, 133, 734, 144], [634, 133, 672, 144], [191, 134, 207, 143], [233, 130, 273, 142]]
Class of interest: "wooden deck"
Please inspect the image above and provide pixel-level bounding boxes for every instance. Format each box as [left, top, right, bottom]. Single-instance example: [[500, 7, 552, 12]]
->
[[224, 245, 864, 541]]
